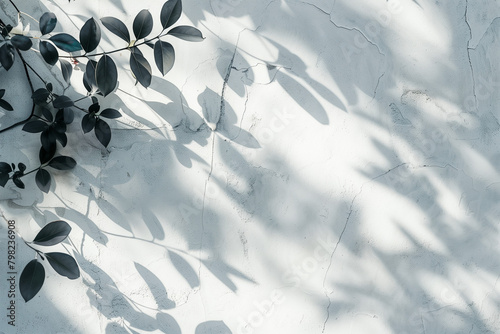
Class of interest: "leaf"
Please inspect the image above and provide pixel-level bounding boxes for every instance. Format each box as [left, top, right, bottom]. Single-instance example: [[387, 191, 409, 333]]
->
[[33, 220, 71, 246], [130, 51, 152, 88], [40, 12, 57, 35], [39, 145, 56, 165], [0, 89, 4, 99], [48, 156, 76, 170], [160, 0, 182, 29], [133, 9, 153, 40], [80, 18, 101, 53], [45, 252, 80, 279], [0, 43, 15, 70], [18, 163, 26, 173], [0, 173, 8, 187], [89, 102, 100, 113], [62, 108, 74, 124], [168, 251, 200, 288], [0, 99, 13, 111], [39, 41, 58, 66], [50, 33, 82, 52], [52, 95, 74, 108], [83, 60, 97, 92], [95, 118, 111, 147], [41, 128, 56, 152], [22, 120, 48, 133], [11, 35, 32, 51], [41, 108, 53, 123], [20, 259, 45, 302], [0, 162, 12, 173], [13, 176, 24, 189], [32, 88, 50, 104], [60, 59, 73, 84], [100, 17, 130, 43], [81, 114, 96, 133], [154, 41, 175, 76], [46, 82, 53, 92], [55, 131, 67, 147], [95, 55, 117, 97], [167, 26, 204, 42], [35, 169, 51, 193], [99, 108, 121, 119]]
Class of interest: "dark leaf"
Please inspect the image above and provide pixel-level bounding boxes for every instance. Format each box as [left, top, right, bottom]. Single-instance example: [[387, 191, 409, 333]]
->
[[0, 99, 13, 111], [50, 33, 82, 52], [39, 41, 58, 66], [39, 145, 56, 165], [33, 220, 71, 246], [0, 173, 8, 187], [13, 176, 24, 189], [82, 114, 96, 133], [167, 26, 204, 42], [0, 43, 15, 70], [48, 156, 76, 170], [80, 18, 101, 53], [56, 108, 74, 124], [0, 89, 4, 99], [60, 59, 73, 84], [133, 9, 153, 40], [40, 12, 57, 35], [160, 0, 182, 29], [32, 88, 50, 104], [89, 102, 100, 113], [22, 120, 48, 133], [154, 41, 175, 76], [35, 169, 51, 193], [83, 60, 97, 92], [41, 128, 56, 152], [55, 131, 67, 147], [130, 51, 152, 88], [0, 162, 12, 173], [53, 121, 66, 133], [45, 252, 80, 279], [17, 162, 26, 174], [95, 55, 117, 97], [41, 108, 53, 122], [100, 17, 130, 43], [95, 118, 111, 147], [46, 82, 53, 92], [11, 35, 32, 51], [52, 95, 74, 108], [20, 259, 45, 302], [99, 108, 121, 119]]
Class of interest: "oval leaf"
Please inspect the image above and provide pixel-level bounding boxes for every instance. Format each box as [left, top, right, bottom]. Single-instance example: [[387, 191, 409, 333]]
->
[[41, 129, 56, 153], [11, 35, 32, 51], [0, 162, 12, 173], [133, 9, 153, 40], [39, 41, 59, 66], [161, 0, 182, 29], [0, 43, 15, 70], [41, 107, 53, 123], [45, 252, 80, 279], [33, 220, 71, 246], [95, 118, 111, 147], [22, 120, 48, 133], [60, 59, 73, 84], [13, 176, 24, 189], [99, 108, 121, 119], [130, 51, 152, 88], [80, 18, 101, 53], [32, 88, 50, 104], [35, 169, 51, 193], [52, 95, 74, 108], [154, 41, 175, 76], [167, 26, 204, 42], [48, 156, 76, 170], [100, 17, 130, 43], [39, 145, 56, 165], [82, 114, 96, 133], [0, 89, 4, 99], [0, 173, 8, 187], [83, 59, 98, 92], [50, 33, 82, 52], [40, 12, 57, 35], [0, 99, 13, 111], [20, 259, 45, 302], [95, 55, 117, 97]]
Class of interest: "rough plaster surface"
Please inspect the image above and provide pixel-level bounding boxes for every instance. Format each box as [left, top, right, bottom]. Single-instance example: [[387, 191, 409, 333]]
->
[[1, 0, 500, 333]]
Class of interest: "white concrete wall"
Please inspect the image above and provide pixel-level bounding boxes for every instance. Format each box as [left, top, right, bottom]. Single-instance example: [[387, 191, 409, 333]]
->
[[1, 0, 500, 333]]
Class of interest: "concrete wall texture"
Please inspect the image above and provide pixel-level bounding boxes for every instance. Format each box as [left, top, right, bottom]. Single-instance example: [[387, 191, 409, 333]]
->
[[1, 0, 500, 333]]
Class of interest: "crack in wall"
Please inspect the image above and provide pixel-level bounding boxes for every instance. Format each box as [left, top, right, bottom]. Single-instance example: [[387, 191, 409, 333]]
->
[[321, 163, 406, 332], [464, 0, 478, 112]]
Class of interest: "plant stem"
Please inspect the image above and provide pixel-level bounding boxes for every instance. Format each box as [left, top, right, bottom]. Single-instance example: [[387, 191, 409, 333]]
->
[[8, 0, 21, 14], [24, 240, 44, 258]]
